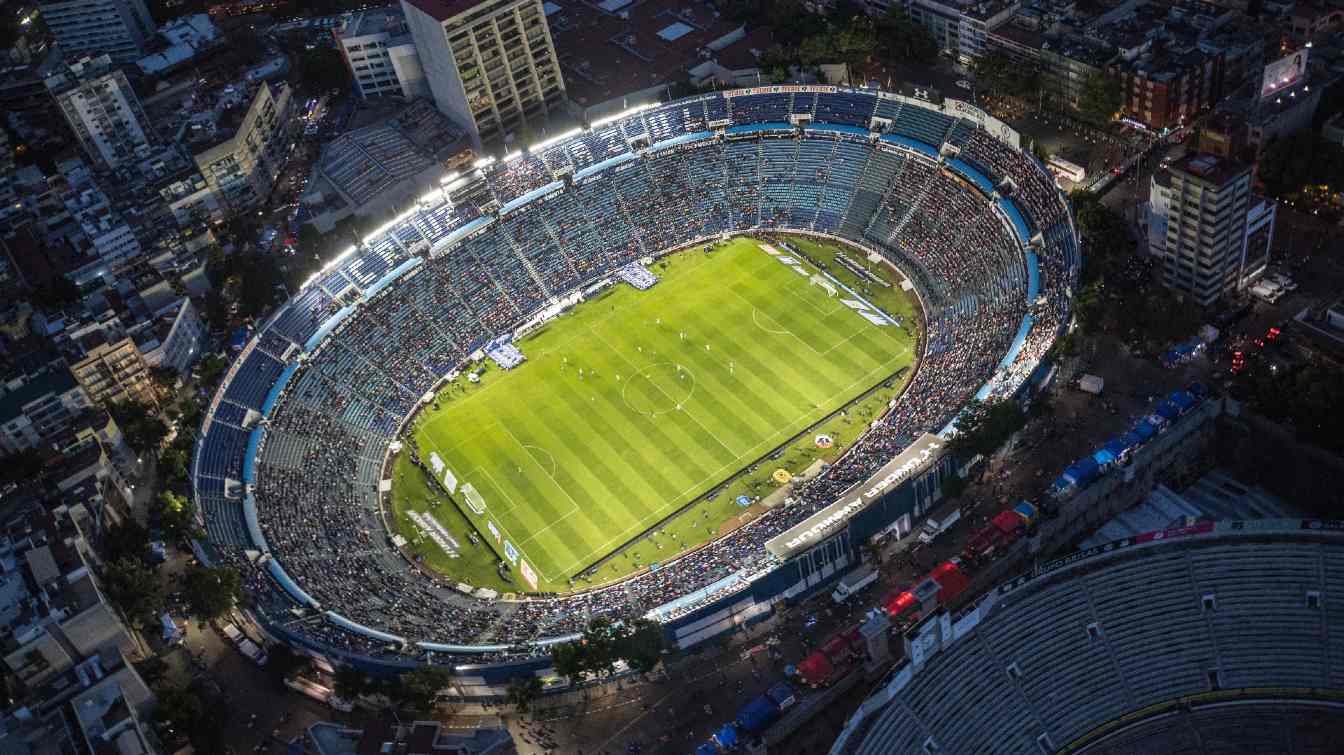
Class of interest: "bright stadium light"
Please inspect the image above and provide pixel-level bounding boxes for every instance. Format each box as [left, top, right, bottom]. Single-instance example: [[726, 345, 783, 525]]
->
[[473, 155, 496, 169], [591, 102, 654, 130], [501, 150, 522, 163], [532, 127, 582, 154]]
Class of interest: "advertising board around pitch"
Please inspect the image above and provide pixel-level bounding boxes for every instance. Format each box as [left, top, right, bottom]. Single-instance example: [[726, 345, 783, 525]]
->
[[765, 433, 947, 561]]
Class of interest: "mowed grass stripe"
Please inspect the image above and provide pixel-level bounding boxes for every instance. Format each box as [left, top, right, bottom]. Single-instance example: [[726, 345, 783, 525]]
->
[[407, 237, 918, 587]]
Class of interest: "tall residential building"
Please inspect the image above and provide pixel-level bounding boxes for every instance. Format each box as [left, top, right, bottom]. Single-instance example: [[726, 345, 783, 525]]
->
[[0, 360, 92, 454], [37, 0, 157, 63], [185, 81, 296, 211], [1154, 153, 1272, 305], [68, 331, 156, 406], [46, 54, 155, 171], [336, 7, 430, 100], [400, 0, 566, 152]]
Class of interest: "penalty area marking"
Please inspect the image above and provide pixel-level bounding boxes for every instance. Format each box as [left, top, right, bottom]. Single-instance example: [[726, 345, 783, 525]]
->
[[750, 307, 791, 336], [521, 444, 557, 478]]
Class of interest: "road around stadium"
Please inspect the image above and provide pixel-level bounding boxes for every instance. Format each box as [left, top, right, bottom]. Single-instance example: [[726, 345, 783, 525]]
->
[[388, 235, 922, 594]]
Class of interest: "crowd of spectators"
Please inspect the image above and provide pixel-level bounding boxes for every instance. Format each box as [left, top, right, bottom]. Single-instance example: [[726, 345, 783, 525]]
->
[[192, 90, 1076, 663]]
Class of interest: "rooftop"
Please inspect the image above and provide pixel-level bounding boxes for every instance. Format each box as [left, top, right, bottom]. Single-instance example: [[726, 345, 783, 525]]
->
[[402, 0, 480, 22], [1170, 152, 1249, 185], [340, 6, 411, 39], [549, 0, 740, 108]]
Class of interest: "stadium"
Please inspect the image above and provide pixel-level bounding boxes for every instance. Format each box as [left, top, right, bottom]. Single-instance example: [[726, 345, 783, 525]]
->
[[192, 85, 1079, 677], [832, 520, 1344, 755]]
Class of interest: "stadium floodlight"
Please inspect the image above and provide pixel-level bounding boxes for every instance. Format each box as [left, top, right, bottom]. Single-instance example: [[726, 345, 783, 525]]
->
[[501, 150, 523, 163], [473, 155, 496, 170], [590, 102, 655, 131], [439, 171, 460, 186], [531, 128, 583, 154]]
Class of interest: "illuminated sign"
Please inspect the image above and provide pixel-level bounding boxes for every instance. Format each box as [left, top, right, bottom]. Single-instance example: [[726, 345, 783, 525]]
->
[[487, 520, 501, 544], [1260, 50, 1308, 99], [765, 434, 946, 560], [520, 559, 539, 590], [504, 540, 519, 564]]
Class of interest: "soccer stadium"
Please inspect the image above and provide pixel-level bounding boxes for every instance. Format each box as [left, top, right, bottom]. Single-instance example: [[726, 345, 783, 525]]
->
[[192, 86, 1079, 675]]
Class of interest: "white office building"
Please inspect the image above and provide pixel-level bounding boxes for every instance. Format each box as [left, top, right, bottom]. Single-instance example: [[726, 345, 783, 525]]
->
[[337, 7, 430, 100], [401, 0, 566, 152]]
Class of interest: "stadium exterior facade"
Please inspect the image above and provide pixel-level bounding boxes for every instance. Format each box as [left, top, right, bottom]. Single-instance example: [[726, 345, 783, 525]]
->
[[192, 85, 1079, 682]]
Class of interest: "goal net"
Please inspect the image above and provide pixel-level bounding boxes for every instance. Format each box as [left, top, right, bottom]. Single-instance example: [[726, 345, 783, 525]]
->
[[810, 274, 837, 297], [460, 483, 487, 515]]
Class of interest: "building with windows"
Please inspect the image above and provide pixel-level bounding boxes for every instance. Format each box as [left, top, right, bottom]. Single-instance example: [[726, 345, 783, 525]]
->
[[336, 6, 429, 100], [400, 0, 566, 152], [68, 330, 156, 406], [877, 0, 1018, 64], [0, 359, 91, 454], [184, 81, 296, 211], [1150, 153, 1273, 305], [45, 54, 156, 171], [36, 0, 157, 63], [1110, 45, 1224, 131]]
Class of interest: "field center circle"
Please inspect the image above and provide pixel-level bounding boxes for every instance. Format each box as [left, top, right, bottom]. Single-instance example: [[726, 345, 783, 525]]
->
[[622, 362, 696, 417]]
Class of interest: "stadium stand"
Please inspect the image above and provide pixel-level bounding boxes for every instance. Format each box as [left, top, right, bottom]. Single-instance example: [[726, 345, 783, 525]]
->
[[833, 521, 1344, 755], [194, 87, 1080, 665]]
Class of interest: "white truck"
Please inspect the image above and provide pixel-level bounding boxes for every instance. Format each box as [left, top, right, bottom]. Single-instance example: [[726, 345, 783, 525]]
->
[[831, 565, 878, 603], [918, 509, 962, 544]]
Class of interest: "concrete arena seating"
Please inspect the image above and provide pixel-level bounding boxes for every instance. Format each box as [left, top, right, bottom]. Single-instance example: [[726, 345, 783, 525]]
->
[[193, 87, 1078, 663], [837, 525, 1344, 755]]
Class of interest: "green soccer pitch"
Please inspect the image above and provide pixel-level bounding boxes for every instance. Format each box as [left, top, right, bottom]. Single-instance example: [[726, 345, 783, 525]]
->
[[389, 235, 919, 594]]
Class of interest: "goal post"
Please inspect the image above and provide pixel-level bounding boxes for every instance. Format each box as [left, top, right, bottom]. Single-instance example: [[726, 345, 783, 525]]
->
[[460, 483, 487, 515]]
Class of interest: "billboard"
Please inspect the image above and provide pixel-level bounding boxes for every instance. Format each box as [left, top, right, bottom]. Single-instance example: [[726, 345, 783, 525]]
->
[[520, 559, 539, 590], [1260, 50, 1308, 99], [765, 433, 946, 560], [442, 468, 458, 494], [504, 540, 520, 564], [487, 520, 502, 544]]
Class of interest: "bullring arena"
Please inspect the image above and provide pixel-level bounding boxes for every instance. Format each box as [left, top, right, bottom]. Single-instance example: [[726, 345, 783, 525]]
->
[[193, 86, 1078, 673]]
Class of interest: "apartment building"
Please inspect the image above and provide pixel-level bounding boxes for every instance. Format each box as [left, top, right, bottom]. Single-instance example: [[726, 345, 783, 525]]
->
[[186, 81, 296, 211], [68, 330, 156, 406], [401, 0, 566, 152], [45, 54, 156, 171], [1155, 153, 1268, 305], [0, 358, 91, 454], [336, 6, 430, 100], [37, 0, 157, 63]]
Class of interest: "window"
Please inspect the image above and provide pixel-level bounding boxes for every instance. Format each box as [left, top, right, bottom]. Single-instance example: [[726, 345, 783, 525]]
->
[[1086, 623, 1102, 643], [1207, 668, 1220, 690], [922, 737, 941, 754], [1201, 593, 1216, 612], [1307, 591, 1321, 610], [1007, 662, 1022, 680], [1036, 734, 1054, 754]]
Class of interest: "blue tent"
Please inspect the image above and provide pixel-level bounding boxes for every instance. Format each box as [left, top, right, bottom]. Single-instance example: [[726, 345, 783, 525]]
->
[[1120, 431, 1144, 450], [714, 724, 739, 749], [230, 326, 250, 350], [1102, 438, 1130, 459], [1092, 449, 1116, 468], [1132, 421, 1157, 441], [1064, 457, 1101, 486], [1155, 400, 1181, 420], [1171, 390, 1196, 412], [767, 681, 796, 709], [737, 696, 780, 733]]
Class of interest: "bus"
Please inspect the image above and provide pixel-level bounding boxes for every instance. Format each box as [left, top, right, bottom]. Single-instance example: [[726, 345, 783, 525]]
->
[[1047, 156, 1086, 184]]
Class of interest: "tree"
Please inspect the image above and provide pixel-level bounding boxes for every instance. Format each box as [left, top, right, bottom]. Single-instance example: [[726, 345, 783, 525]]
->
[[150, 366, 179, 396], [1077, 71, 1121, 125], [549, 640, 585, 680], [875, 7, 938, 65], [334, 666, 374, 700], [102, 558, 165, 628], [395, 666, 455, 712], [182, 566, 241, 621], [614, 618, 665, 674], [295, 46, 351, 96], [947, 399, 1027, 458], [505, 675, 544, 713], [973, 53, 1040, 99], [154, 683, 228, 755], [196, 353, 229, 388], [158, 491, 200, 541], [110, 402, 168, 453], [105, 519, 152, 563]]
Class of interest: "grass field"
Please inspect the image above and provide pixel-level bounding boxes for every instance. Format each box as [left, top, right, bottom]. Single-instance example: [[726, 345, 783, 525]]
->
[[391, 236, 918, 593]]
